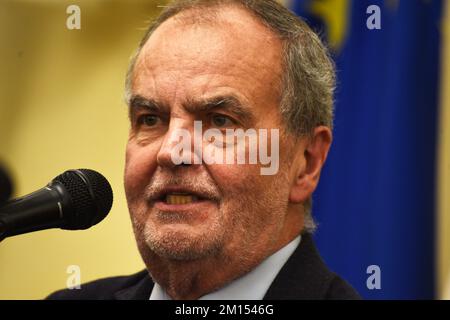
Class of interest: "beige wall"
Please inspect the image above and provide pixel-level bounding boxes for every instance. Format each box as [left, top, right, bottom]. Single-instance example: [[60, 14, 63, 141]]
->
[[0, 0, 167, 299]]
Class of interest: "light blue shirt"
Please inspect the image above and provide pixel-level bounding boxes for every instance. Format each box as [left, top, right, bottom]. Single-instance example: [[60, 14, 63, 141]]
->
[[149, 235, 301, 300]]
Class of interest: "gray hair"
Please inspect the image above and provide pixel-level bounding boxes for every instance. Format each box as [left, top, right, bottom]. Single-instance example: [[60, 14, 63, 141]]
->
[[125, 0, 336, 233]]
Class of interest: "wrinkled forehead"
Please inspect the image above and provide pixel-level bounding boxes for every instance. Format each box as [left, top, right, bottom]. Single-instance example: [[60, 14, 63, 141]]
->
[[132, 5, 283, 98]]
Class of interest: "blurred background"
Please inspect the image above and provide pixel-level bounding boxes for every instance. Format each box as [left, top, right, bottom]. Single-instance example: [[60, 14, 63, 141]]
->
[[0, 0, 449, 299]]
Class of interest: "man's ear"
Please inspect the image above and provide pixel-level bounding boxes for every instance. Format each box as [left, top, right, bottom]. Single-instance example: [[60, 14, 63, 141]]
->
[[289, 126, 332, 203]]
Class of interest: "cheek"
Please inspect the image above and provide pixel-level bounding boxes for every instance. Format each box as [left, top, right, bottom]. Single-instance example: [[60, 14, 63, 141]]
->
[[207, 163, 266, 197], [210, 160, 290, 201], [124, 142, 158, 199]]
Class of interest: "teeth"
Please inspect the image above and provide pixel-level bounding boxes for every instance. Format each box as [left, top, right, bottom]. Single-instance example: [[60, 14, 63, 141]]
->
[[165, 194, 198, 205]]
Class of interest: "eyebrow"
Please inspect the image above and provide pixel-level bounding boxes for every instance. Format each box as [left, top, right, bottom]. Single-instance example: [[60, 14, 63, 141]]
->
[[128, 95, 167, 119], [128, 94, 255, 123], [184, 95, 255, 123]]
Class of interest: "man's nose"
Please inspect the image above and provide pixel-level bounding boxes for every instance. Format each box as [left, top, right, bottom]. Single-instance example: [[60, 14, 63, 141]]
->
[[156, 119, 198, 168]]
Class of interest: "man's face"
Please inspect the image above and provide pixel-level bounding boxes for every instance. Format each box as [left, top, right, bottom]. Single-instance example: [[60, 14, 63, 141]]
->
[[124, 7, 301, 264]]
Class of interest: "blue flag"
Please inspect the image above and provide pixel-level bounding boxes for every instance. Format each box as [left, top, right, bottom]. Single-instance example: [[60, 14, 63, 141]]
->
[[291, 0, 443, 299]]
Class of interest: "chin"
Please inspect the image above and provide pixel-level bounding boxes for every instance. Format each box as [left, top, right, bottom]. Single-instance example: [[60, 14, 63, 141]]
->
[[142, 223, 224, 261]]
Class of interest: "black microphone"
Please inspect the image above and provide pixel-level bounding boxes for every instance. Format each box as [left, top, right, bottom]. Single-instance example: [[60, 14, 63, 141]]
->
[[0, 169, 113, 242], [0, 164, 13, 205]]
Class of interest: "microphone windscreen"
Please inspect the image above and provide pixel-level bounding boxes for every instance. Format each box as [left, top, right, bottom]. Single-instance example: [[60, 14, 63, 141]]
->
[[53, 169, 113, 230]]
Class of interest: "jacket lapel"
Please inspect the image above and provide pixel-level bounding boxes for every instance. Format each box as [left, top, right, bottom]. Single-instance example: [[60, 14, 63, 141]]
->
[[114, 270, 155, 300], [263, 233, 335, 300]]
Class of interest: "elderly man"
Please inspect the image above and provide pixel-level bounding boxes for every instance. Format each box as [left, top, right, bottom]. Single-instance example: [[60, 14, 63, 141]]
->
[[48, 0, 359, 300]]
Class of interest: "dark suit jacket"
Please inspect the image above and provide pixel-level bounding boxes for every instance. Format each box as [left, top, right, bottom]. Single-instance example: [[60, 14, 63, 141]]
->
[[47, 233, 361, 300]]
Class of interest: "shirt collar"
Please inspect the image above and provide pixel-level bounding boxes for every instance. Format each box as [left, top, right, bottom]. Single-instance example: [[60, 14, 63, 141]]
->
[[149, 235, 301, 300]]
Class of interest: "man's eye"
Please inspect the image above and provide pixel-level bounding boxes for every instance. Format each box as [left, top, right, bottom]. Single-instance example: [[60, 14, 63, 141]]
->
[[211, 114, 235, 128], [139, 115, 159, 127]]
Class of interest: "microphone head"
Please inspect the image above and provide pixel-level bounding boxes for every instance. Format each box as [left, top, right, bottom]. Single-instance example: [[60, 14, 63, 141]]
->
[[53, 169, 113, 230], [0, 164, 13, 204]]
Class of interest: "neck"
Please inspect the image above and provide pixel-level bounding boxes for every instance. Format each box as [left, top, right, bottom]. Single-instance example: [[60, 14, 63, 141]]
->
[[148, 249, 252, 299]]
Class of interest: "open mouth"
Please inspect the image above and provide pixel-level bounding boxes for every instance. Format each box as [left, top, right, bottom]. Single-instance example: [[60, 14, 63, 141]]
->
[[150, 185, 218, 208], [153, 189, 212, 206], [163, 193, 200, 205]]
